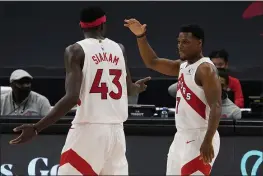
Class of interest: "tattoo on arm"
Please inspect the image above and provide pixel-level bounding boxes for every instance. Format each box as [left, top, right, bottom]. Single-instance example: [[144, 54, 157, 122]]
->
[[35, 43, 84, 132], [64, 44, 84, 98]]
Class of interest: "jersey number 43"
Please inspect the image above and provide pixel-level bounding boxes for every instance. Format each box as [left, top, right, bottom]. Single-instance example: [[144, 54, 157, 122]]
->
[[90, 69, 122, 100]]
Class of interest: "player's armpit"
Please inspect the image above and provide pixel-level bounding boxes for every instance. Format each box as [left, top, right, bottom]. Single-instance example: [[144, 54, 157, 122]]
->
[[136, 36, 181, 76], [34, 43, 85, 133], [196, 63, 222, 142]]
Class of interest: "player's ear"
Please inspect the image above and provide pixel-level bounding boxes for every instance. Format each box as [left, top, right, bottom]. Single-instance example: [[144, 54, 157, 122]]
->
[[199, 39, 202, 47]]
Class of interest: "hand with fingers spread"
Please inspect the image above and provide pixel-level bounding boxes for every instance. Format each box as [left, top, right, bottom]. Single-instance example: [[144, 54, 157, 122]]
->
[[199, 139, 215, 164], [134, 76, 151, 93], [124, 19, 147, 37], [9, 124, 38, 145]]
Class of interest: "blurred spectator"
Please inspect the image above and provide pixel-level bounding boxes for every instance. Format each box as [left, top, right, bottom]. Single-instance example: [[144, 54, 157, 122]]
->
[[0, 69, 51, 116], [209, 49, 244, 108], [168, 83, 177, 98], [168, 72, 241, 119], [218, 69, 241, 119]]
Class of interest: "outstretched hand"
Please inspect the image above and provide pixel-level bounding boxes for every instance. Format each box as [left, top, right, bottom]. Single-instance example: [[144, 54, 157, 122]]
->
[[9, 124, 37, 145], [134, 76, 151, 93], [124, 18, 147, 36]]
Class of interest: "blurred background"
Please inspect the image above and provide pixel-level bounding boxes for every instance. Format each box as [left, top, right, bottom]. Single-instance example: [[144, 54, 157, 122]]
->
[[0, 1, 262, 78]]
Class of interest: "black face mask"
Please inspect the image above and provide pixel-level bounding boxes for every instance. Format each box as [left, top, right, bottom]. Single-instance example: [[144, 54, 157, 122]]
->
[[13, 82, 31, 100]]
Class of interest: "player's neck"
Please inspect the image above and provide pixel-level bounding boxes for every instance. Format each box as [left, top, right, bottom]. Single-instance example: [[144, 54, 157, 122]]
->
[[187, 53, 204, 64], [84, 32, 105, 40]]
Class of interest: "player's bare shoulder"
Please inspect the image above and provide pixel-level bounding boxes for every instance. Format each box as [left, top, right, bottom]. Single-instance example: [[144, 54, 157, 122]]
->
[[65, 43, 85, 61], [195, 62, 218, 86], [64, 43, 85, 68], [198, 62, 217, 74]]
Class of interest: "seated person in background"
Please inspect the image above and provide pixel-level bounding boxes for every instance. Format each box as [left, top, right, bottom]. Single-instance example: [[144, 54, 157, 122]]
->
[[218, 69, 241, 119], [168, 71, 241, 119], [168, 83, 177, 99], [1, 69, 51, 116], [209, 49, 244, 108]]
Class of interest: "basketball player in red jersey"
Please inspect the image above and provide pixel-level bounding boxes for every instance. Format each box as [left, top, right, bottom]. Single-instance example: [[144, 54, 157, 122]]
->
[[125, 19, 222, 175], [9, 7, 150, 175]]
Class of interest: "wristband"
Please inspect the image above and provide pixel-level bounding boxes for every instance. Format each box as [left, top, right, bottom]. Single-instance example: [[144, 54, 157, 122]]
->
[[136, 33, 146, 38]]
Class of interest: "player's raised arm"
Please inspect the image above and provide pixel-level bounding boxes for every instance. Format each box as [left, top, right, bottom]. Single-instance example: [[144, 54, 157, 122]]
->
[[124, 18, 182, 77], [118, 43, 151, 96], [10, 43, 84, 144], [196, 63, 222, 164]]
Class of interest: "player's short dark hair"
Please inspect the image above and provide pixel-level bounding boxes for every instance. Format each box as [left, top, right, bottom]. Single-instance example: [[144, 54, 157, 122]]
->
[[209, 49, 229, 63], [80, 6, 105, 23], [180, 24, 205, 45], [217, 68, 229, 85]]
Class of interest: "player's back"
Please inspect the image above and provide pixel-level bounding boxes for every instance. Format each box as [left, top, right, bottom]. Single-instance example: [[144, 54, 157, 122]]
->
[[73, 38, 128, 124], [175, 57, 215, 131]]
